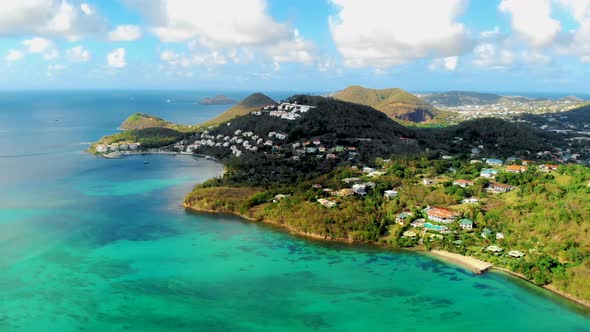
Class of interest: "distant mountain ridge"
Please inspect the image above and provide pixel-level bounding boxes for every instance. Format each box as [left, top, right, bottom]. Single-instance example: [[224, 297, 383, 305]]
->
[[421, 91, 587, 107], [203, 93, 277, 125], [420, 91, 505, 107], [332, 85, 438, 123]]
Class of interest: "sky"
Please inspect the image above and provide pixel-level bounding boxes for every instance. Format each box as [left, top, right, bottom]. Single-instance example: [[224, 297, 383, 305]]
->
[[1, 0, 590, 93]]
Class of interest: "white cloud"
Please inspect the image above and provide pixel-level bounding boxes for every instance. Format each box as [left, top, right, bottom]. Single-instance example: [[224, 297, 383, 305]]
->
[[4, 49, 25, 61], [555, 0, 590, 62], [48, 63, 65, 71], [499, 0, 560, 47], [66, 46, 91, 62], [147, 0, 289, 47], [264, 30, 315, 65], [473, 43, 514, 69], [160, 49, 228, 67], [22, 37, 52, 53], [138, 0, 316, 67], [557, 0, 590, 22], [109, 25, 142, 42], [328, 0, 469, 68], [107, 48, 127, 68], [521, 51, 551, 65], [429, 56, 459, 71], [22, 37, 59, 60], [46, 63, 65, 77], [0, 0, 106, 40], [80, 3, 92, 15], [480, 26, 502, 39]]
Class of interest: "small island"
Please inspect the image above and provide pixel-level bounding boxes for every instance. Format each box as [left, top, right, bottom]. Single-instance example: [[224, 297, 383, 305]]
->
[[199, 95, 237, 105]]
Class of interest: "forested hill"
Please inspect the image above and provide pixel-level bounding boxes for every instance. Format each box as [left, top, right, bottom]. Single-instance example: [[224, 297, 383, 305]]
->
[[332, 85, 438, 123], [419, 118, 563, 157], [195, 95, 564, 166], [211, 95, 422, 159]]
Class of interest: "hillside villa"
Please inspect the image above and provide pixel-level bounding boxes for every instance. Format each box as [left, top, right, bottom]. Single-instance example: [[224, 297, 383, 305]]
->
[[462, 197, 480, 204], [506, 165, 528, 173], [317, 198, 337, 208], [487, 182, 512, 193], [539, 164, 559, 172], [333, 188, 354, 197], [453, 179, 475, 187], [459, 218, 474, 230], [508, 250, 525, 258], [384, 189, 398, 199], [480, 168, 499, 178], [425, 206, 457, 224], [486, 245, 503, 254], [486, 158, 503, 166], [396, 212, 412, 225], [410, 219, 426, 228]]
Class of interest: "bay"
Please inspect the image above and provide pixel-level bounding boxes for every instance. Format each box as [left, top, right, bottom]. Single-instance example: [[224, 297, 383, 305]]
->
[[0, 91, 588, 332]]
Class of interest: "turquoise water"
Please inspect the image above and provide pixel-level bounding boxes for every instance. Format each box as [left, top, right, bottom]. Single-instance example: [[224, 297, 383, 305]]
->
[[1, 92, 589, 331]]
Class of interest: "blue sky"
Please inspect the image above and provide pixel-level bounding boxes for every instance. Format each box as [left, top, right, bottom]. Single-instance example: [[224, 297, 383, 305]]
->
[[0, 0, 589, 93]]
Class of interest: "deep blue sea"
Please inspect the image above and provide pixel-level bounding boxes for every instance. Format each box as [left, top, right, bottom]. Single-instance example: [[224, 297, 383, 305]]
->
[[0, 91, 589, 331]]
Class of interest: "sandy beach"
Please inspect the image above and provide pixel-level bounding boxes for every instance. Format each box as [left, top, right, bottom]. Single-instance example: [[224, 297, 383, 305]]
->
[[427, 250, 493, 273]]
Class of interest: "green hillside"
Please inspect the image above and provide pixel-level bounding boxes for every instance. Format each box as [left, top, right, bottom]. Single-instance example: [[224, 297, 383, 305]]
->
[[119, 113, 193, 132], [203, 93, 277, 126], [333, 85, 438, 123]]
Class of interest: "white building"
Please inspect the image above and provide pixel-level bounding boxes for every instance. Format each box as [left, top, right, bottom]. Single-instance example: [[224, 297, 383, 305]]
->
[[96, 144, 108, 153], [384, 190, 398, 199]]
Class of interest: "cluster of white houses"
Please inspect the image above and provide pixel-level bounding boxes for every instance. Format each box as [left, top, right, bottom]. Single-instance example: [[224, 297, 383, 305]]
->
[[176, 126, 361, 161], [95, 142, 140, 153], [253, 102, 316, 121], [181, 129, 276, 157]]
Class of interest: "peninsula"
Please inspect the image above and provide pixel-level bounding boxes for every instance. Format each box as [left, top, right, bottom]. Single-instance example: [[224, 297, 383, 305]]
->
[[91, 88, 590, 309]]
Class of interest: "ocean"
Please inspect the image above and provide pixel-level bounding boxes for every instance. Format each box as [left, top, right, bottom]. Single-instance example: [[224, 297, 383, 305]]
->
[[0, 91, 589, 331]]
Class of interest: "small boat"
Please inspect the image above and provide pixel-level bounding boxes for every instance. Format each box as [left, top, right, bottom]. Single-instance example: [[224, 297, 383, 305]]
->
[[143, 161, 150, 164]]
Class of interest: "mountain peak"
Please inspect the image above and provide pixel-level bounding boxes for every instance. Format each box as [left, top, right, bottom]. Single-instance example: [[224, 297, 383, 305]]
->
[[333, 86, 437, 123], [203, 93, 277, 125]]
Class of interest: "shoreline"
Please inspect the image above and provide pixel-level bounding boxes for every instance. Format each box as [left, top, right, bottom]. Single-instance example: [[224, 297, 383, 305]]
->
[[492, 266, 590, 310], [99, 150, 223, 164], [98, 149, 590, 311], [183, 204, 590, 311]]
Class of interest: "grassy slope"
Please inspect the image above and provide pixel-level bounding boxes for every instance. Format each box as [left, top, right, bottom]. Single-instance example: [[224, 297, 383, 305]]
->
[[203, 93, 277, 126], [120, 113, 195, 132], [333, 86, 439, 123]]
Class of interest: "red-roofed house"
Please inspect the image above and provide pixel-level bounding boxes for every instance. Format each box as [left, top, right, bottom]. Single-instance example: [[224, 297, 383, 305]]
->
[[453, 179, 475, 188], [539, 164, 559, 172], [426, 207, 457, 224], [506, 165, 528, 173]]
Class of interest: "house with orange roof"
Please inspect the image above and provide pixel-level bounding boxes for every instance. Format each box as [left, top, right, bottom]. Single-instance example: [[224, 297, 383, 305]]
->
[[539, 164, 559, 172], [506, 165, 528, 173], [453, 179, 475, 188], [425, 206, 458, 224]]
